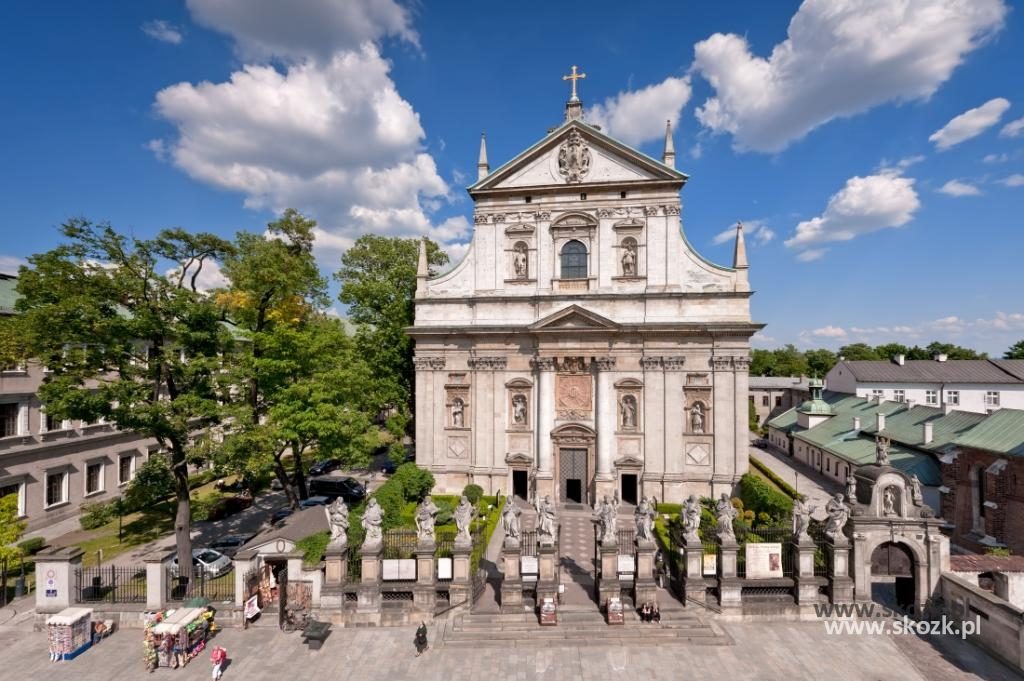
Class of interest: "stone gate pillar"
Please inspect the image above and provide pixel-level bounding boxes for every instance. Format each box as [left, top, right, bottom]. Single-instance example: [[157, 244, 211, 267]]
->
[[449, 541, 473, 609], [717, 539, 741, 608], [597, 542, 620, 607], [34, 547, 83, 614], [414, 540, 436, 616], [682, 535, 706, 604], [357, 542, 383, 616], [792, 535, 818, 606], [828, 536, 855, 604], [634, 538, 658, 607], [500, 537, 523, 613]]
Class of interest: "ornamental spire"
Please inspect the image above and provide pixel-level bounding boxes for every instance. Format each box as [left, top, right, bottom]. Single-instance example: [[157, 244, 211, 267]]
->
[[733, 221, 749, 270], [662, 119, 676, 168], [415, 237, 428, 297], [477, 133, 489, 181]]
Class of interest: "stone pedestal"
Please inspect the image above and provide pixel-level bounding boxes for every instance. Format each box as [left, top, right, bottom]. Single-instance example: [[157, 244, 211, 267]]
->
[[357, 542, 383, 614], [414, 541, 437, 615], [634, 540, 658, 607], [500, 540, 524, 613], [717, 540, 741, 608], [827, 539, 855, 603], [144, 551, 169, 610], [792, 537, 819, 605], [321, 544, 349, 609], [449, 543, 473, 607], [34, 547, 84, 614], [682, 536, 706, 604], [597, 542, 621, 607], [536, 543, 559, 606]]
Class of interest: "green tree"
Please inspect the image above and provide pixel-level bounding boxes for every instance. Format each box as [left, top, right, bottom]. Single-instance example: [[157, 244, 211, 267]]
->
[[0, 494, 26, 563], [837, 343, 880, 361], [750, 349, 775, 376], [773, 344, 809, 377], [1005, 340, 1024, 359], [925, 341, 986, 360], [14, 219, 234, 573], [125, 455, 177, 516], [334, 235, 448, 416], [748, 399, 760, 431], [873, 344, 909, 361], [804, 348, 838, 377]]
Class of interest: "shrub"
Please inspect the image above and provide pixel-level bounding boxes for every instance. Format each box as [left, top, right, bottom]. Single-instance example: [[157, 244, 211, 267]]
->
[[462, 484, 484, 505], [984, 547, 1012, 557], [738, 473, 793, 522], [79, 501, 117, 530], [190, 491, 224, 522], [392, 463, 434, 502], [749, 456, 798, 499], [433, 497, 455, 527], [18, 537, 46, 555], [295, 531, 331, 565], [372, 482, 405, 531]]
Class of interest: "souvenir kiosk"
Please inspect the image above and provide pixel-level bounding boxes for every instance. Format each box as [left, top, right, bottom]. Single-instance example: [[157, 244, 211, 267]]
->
[[46, 607, 93, 661], [148, 607, 215, 669]]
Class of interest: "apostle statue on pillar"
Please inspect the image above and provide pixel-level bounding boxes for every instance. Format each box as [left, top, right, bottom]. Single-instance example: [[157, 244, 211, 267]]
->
[[501, 497, 521, 543], [635, 496, 655, 543], [361, 498, 385, 547], [326, 498, 349, 549], [715, 493, 737, 541], [538, 495, 558, 545], [792, 496, 814, 541], [454, 495, 476, 544], [824, 493, 850, 541], [593, 495, 618, 546], [414, 496, 439, 543], [683, 495, 702, 542]]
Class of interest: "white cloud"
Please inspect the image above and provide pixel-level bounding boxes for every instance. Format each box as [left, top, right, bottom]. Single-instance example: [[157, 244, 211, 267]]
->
[[142, 20, 184, 45], [185, 0, 417, 61], [785, 172, 920, 255], [983, 152, 1008, 164], [165, 259, 228, 293], [929, 97, 1011, 150], [999, 174, 1024, 187], [795, 248, 826, 262], [690, 0, 1008, 153], [812, 325, 847, 339], [588, 76, 692, 146], [1000, 116, 1024, 138], [0, 254, 26, 275], [153, 45, 462, 257], [751, 332, 776, 346], [712, 220, 774, 246], [938, 179, 982, 197], [145, 139, 168, 161]]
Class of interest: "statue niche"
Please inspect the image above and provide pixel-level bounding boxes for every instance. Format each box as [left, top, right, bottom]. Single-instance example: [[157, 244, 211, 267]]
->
[[689, 402, 707, 434], [620, 237, 638, 277], [511, 393, 528, 426], [619, 394, 637, 430], [512, 241, 529, 279]]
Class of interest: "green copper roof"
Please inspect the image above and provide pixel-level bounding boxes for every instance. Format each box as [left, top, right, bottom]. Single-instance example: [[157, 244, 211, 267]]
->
[[953, 408, 1024, 456], [860, 404, 986, 455]]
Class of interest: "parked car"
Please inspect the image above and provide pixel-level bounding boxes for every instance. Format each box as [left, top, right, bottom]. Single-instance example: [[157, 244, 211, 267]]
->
[[308, 458, 342, 476], [298, 496, 330, 509], [752, 439, 768, 450], [169, 549, 233, 577], [209, 534, 254, 558], [308, 476, 366, 503], [271, 507, 294, 524]]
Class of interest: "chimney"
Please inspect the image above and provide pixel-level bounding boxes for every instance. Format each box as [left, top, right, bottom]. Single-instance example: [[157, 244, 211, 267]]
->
[[934, 353, 948, 362], [894, 354, 905, 366], [944, 403, 956, 415], [852, 416, 861, 431], [876, 412, 886, 431], [922, 421, 934, 444]]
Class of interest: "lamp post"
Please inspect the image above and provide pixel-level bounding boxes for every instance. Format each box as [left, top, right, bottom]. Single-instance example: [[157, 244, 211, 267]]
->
[[115, 497, 125, 544]]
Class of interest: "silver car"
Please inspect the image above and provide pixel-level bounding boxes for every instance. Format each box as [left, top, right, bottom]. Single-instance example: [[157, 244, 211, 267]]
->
[[170, 548, 233, 578]]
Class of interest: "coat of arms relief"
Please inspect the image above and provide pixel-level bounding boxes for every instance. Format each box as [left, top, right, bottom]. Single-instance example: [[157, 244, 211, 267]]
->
[[557, 130, 592, 183]]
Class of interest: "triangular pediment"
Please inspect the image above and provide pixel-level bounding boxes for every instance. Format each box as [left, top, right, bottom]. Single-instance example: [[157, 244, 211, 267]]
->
[[470, 120, 686, 194], [529, 305, 619, 332], [505, 452, 533, 465], [614, 455, 644, 469]]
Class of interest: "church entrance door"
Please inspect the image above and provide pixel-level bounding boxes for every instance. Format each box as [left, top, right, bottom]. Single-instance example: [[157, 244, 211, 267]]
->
[[512, 470, 528, 500], [559, 448, 588, 505], [620, 474, 638, 505]]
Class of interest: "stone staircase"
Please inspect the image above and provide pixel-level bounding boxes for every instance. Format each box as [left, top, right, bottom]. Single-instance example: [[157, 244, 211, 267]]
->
[[440, 605, 732, 648]]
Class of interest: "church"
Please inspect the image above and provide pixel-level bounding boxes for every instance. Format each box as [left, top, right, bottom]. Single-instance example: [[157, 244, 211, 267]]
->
[[410, 69, 761, 506]]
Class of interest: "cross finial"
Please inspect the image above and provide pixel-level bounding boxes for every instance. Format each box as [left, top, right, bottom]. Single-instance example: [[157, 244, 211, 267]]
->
[[562, 65, 586, 102]]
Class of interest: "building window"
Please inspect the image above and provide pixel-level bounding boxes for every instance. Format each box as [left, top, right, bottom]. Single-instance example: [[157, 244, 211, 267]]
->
[[560, 240, 588, 279], [45, 470, 68, 508], [925, 390, 938, 405], [762, 395, 769, 407], [620, 191, 627, 199], [985, 391, 1000, 407], [775, 396, 783, 407], [946, 390, 960, 406], [85, 461, 104, 496], [871, 389, 884, 399], [0, 480, 25, 517], [524, 196, 532, 204], [0, 403, 17, 438], [43, 411, 64, 433], [894, 390, 905, 403], [579, 192, 587, 201], [118, 455, 135, 485]]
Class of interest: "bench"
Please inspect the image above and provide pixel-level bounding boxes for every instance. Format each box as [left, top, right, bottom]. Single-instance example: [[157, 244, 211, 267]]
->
[[302, 620, 331, 650]]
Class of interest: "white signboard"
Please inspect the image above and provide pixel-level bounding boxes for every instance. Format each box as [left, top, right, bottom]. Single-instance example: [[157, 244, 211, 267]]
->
[[745, 542, 784, 579], [617, 555, 635, 575], [702, 553, 717, 576], [520, 556, 539, 575], [437, 557, 453, 580], [382, 558, 417, 581]]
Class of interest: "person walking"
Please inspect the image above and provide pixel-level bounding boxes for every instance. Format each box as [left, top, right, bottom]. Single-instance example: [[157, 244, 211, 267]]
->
[[414, 622, 429, 656], [210, 645, 227, 680]]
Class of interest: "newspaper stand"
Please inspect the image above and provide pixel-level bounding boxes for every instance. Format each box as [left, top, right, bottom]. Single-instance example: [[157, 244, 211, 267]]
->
[[47, 607, 93, 661], [151, 608, 212, 669]]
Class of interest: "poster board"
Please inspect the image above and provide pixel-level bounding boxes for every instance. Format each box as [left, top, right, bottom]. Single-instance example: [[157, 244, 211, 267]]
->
[[244, 594, 260, 620], [617, 555, 635, 575], [702, 553, 717, 576], [745, 542, 784, 579], [437, 557, 453, 580], [520, 556, 538, 575], [382, 558, 417, 581]]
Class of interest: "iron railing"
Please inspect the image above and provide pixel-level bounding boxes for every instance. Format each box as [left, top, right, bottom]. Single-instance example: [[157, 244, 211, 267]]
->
[[74, 566, 147, 604], [166, 568, 234, 603], [382, 529, 418, 560]]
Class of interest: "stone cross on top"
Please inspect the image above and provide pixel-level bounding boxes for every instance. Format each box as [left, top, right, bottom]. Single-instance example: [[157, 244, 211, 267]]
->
[[563, 65, 586, 102]]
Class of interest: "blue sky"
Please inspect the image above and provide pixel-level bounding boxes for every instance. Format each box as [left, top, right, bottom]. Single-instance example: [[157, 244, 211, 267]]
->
[[1, 1, 1023, 354]]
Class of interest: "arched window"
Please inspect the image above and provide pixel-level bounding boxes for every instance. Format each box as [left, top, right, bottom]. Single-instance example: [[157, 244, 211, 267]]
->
[[560, 240, 587, 279]]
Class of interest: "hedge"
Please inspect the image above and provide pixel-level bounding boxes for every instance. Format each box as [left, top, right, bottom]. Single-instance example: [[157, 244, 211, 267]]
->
[[18, 537, 46, 555], [749, 456, 799, 499], [738, 473, 793, 522]]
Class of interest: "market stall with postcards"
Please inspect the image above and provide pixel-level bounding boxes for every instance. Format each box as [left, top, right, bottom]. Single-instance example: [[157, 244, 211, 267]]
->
[[143, 607, 217, 671], [46, 607, 93, 661]]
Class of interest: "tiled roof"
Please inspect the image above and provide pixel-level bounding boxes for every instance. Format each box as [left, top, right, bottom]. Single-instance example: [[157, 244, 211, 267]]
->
[[953, 408, 1024, 456], [241, 506, 328, 551], [749, 376, 810, 391], [950, 554, 1024, 573], [836, 359, 1024, 384]]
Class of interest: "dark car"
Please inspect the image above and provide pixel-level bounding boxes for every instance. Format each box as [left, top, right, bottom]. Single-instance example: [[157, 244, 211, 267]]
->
[[298, 495, 330, 509], [209, 534, 255, 558], [308, 458, 342, 477], [308, 476, 366, 503]]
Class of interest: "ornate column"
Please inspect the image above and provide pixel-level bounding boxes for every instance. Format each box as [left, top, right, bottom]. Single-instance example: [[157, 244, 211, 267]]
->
[[532, 357, 556, 497], [594, 357, 616, 492]]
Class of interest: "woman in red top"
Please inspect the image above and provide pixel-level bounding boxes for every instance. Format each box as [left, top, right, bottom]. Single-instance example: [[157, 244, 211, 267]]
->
[[210, 645, 227, 680]]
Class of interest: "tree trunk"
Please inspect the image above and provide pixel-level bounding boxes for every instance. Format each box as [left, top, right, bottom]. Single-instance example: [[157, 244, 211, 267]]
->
[[292, 442, 308, 500], [172, 454, 192, 585], [273, 456, 299, 509]]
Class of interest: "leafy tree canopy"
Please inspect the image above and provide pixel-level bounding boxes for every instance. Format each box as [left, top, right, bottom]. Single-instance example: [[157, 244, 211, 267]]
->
[[1006, 340, 1024, 360]]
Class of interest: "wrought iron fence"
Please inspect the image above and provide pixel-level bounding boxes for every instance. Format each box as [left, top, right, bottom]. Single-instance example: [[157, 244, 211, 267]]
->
[[617, 528, 636, 553], [519, 530, 538, 557], [435, 529, 457, 559], [74, 566, 147, 604], [382, 529, 418, 560], [347, 551, 362, 582], [165, 568, 234, 603], [734, 526, 795, 579]]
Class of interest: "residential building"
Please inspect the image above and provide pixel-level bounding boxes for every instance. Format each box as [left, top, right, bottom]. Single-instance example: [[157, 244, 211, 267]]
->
[[825, 354, 1024, 414], [0, 273, 158, 531], [748, 376, 810, 428]]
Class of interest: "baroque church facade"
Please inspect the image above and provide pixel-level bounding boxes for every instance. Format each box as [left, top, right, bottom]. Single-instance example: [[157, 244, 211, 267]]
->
[[411, 77, 761, 506]]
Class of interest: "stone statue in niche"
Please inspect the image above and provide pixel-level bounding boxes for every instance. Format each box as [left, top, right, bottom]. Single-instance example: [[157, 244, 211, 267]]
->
[[690, 403, 705, 434], [620, 394, 637, 429], [512, 394, 528, 425], [883, 486, 898, 516], [451, 398, 465, 428], [512, 242, 528, 278], [875, 436, 891, 466], [621, 241, 637, 276]]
